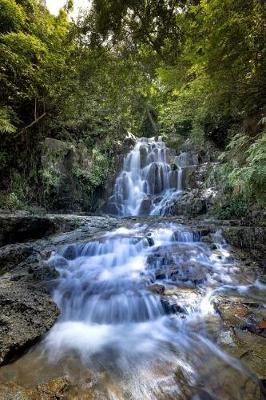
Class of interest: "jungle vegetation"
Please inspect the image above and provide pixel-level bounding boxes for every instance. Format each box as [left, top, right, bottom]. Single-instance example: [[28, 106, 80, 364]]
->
[[0, 0, 265, 215]]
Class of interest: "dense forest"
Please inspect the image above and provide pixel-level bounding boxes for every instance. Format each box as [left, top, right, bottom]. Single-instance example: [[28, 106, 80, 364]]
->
[[0, 0, 265, 216]]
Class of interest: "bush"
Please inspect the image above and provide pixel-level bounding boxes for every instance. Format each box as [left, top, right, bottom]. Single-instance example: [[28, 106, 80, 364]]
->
[[213, 195, 249, 219]]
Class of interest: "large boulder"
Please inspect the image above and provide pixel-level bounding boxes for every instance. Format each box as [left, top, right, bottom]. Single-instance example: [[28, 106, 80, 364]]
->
[[0, 213, 56, 246], [0, 243, 34, 275], [0, 212, 100, 247], [0, 277, 59, 365], [138, 198, 152, 215]]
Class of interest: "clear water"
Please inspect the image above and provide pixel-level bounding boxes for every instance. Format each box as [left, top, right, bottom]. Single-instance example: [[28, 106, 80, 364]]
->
[[0, 222, 263, 399]]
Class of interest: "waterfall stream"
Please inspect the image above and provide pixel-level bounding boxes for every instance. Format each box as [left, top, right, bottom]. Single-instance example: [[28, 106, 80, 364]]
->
[[3, 221, 260, 399], [107, 137, 195, 216], [0, 137, 264, 399]]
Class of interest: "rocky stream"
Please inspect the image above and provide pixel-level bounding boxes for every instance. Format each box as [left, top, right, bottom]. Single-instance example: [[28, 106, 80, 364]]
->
[[0, 138, 265, 400]]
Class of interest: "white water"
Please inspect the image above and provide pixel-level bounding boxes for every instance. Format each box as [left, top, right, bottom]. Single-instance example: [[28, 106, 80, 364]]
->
[[36, 222, 259, 399], [108, 137, 195, 216]]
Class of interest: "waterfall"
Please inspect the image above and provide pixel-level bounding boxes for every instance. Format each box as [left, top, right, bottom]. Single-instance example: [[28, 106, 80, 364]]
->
[[107, 137, 190, 216], [35, 222, 257, 399]]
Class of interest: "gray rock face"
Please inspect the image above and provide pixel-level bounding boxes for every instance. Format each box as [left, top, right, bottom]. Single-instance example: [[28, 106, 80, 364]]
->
[[138, 198, 152, 215], [0, 278, 59, 365], [0, 243, 34, 275], [0, 212, 102, 247], [42, 137, 95, 212], [139, 145, 148, 168], [0, 214, 56, 246]]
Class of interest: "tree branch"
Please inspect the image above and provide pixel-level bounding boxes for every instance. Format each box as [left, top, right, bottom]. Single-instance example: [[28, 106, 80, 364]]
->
[[17, 112, 47, 136]]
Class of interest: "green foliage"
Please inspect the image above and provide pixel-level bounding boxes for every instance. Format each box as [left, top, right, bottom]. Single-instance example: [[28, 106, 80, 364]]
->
[[0, 0, 265, 213], [0, 192, 23, 210], [91, 0, 186, 62], [0, 172, 28, 210], [0, 0, 26, 33], [89, 147, 112, 187], [0, 107, 16, 133], [42, 167, 61, 194], [226, 131, 266, 203], [213, 194, 249, 220], [210, 130, 266, 217]]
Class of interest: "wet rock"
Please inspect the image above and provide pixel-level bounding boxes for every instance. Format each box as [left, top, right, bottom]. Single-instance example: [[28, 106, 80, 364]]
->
[[138, 198, 152, 216], [218, 329, 236, 346], [174, 367, 194, 399], [0, 243, 34, 275], [139, 145, 148, 168], [0, 382, 31, 400], [27, 376, 70, 399], [0, 377, 70, 399], [173, 194, 208, 216], [201, 234, 213, 244], [29, 260, 60, 281], [164, 286, 200, 302], [9, 252, 59, 283], [62, 244, 77, 260], [0, 278, 59, 365], [0, 213, 118, 247], [147, 283, 165, 295], [213, 295, 266, 331], [104, 202, 119, 215], [145, 234, 154, 246], [170, 262, 207, 285], [213, 297, 251, 326], [122, 132, 136, 149], [220, 327, 266, 381], [155, 270, 167, 280], [161, 297, 187, 314]]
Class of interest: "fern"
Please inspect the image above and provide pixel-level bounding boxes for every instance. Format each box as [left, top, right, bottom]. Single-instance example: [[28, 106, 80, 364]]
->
[[220, 130, 266, 204], [0, 107, 16, 134]]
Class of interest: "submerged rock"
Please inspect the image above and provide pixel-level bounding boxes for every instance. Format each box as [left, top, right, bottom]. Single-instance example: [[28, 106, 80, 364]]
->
[[147, 283, 165, 295], [161, 296, 187, 315], [0, 377, 70, 399]]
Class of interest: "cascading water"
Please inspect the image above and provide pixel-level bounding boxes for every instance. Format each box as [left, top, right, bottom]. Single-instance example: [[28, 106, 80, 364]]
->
[[1, 222, 263, 399], [0, 137, 264, 399], [108, 137, 194, 216]]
